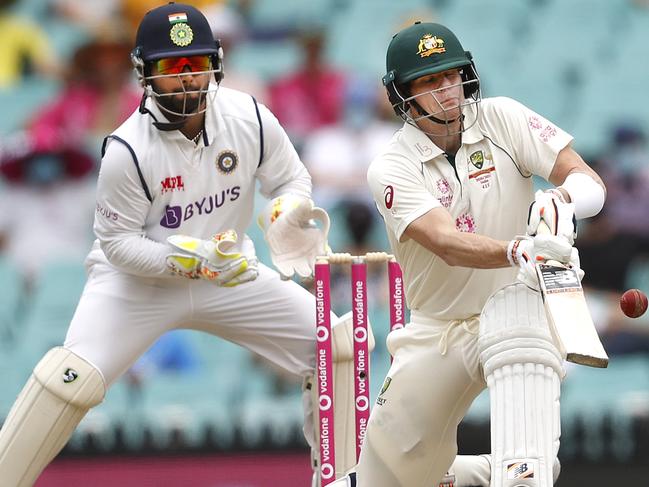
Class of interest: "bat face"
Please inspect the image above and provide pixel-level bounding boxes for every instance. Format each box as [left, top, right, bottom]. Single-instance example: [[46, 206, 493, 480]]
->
[[536, 263, 609, 368]]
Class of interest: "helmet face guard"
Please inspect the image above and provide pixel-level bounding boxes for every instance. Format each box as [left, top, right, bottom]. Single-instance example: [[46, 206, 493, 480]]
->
[[382, 21, 482, 135], [131, 2, 224, 120], [386, 64, 481, 136], [132, 51, 222, 119]]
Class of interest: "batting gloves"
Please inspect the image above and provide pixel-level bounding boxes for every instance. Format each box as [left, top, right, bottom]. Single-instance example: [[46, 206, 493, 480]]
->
[[527, 189, 577, 245], [507, 234, 574, 289], [258, 194, 330, 279], [166, 230, 259, 286]]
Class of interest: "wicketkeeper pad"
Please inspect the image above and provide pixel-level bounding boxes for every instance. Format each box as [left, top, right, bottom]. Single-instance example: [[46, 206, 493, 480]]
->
[[478, 283, 564, 487], [0, 347, 105, 486]]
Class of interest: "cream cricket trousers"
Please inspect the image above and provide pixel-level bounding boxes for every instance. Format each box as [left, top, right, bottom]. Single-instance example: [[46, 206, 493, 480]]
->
[[64, 261, 320, 385], [356, 312, 486, 487]]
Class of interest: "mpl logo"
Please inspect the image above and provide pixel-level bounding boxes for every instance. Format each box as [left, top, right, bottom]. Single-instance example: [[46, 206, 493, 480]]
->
[[160, 175, 185, 194]]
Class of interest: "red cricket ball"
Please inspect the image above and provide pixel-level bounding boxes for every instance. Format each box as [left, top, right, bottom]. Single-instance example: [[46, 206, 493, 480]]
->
[[620, 289, 649, 318]]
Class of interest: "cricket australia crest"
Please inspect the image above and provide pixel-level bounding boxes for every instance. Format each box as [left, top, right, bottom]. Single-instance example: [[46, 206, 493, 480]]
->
[[417, 34, 446, 57]]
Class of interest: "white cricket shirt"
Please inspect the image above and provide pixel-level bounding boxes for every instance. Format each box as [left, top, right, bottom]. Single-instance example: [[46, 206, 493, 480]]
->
[[367, 97, 572, 320], [89, 85, 311, 276]]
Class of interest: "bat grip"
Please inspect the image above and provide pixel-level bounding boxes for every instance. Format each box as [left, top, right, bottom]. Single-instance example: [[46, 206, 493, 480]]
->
[[535, 220, 562, 267]]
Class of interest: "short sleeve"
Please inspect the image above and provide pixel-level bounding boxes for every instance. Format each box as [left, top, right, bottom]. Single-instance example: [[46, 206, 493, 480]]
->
[[485, 97, 573, 180], [367, 156, 441, 240]]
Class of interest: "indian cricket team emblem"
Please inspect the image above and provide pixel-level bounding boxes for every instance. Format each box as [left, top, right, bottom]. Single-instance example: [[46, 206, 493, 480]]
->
[[216, 150, 238, 174], [170, 23, 194, 47], [376, 377, 392, 405], [470, 150, 484, 169], [417, 34, 446, 57]]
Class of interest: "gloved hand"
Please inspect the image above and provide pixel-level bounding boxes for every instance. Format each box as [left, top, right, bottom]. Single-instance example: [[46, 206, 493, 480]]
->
[[258, 194, 330, 279], [507, 233, 574, 289], [527, 189, 577, 245], [166, 230, 258, 287]]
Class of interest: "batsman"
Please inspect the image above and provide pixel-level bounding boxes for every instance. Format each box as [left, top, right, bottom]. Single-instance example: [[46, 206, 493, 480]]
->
[[331, 22, 606, 487]]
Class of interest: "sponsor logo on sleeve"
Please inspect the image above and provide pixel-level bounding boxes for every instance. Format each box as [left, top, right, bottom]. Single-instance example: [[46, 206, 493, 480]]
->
[[96, 203, 119, 221], [384, 185, 394, 209], [528, 115, 557, 143]]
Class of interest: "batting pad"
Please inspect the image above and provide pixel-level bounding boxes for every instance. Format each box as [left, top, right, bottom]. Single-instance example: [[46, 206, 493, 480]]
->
[[479, 284, 564, 487], [0, 347, 105, 486], [309, 311, 375, 483]]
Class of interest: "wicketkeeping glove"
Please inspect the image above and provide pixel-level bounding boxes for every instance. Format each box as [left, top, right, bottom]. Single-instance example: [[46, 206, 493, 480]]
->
[[527, 189, 577, 245], [258, 194, 330, 279], [166, 230, 258, 287]]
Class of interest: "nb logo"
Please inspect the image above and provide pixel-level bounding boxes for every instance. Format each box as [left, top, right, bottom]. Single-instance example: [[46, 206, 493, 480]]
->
[[63, 368, 78, 383]]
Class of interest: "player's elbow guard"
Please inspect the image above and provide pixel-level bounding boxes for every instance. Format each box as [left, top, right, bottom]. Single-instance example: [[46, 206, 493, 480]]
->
[[560, 172, 606, 219]]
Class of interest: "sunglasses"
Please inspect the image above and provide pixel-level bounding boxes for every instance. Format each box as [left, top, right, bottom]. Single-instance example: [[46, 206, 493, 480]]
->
[[155, 55, 211, 75]]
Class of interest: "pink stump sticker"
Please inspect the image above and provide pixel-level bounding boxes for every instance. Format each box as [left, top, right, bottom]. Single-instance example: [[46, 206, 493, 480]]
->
[[315, 262, 335, 484], [351, 260, 370, 462], [388, 261, 405, 332]]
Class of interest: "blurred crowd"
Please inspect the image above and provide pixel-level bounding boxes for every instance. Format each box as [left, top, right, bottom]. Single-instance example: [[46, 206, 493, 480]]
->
[[0, 0, 648, 399]]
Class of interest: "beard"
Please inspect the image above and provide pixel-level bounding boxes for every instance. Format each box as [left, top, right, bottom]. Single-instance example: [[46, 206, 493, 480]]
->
[[156, 90, 205, 117]]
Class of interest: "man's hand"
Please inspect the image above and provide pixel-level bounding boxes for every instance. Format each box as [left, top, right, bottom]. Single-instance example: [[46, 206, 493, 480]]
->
[[166, 230, 258, 286], [258, 194, 330, 279], [507, 234, 574, 289], [527, 189, 577, 245]]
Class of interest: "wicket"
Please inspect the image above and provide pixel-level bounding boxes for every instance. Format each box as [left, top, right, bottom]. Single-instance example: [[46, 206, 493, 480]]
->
[[314, 252, 404, 485]]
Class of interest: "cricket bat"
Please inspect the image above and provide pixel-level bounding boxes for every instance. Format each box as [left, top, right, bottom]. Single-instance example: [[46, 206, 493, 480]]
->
[[535, 221, 609, 368]]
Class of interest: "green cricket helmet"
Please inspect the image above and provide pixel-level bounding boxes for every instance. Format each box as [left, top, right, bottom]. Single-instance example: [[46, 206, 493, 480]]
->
[[382, 21, 480, 122]]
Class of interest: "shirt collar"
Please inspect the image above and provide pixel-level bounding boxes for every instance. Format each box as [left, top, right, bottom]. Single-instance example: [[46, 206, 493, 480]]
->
[[400, 121, 444, 163], [203, 84, 225, 145], [459, 101, 484, 145]]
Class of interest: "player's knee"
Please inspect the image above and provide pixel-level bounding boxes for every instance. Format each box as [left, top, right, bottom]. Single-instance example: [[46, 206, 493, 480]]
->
[[478, 283, 563, 377], [33, 347, 106, 408]]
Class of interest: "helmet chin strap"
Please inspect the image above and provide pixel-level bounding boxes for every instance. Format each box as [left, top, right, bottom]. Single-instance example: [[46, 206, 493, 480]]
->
[[138, 90, 189, 131], [411, 99, 461, 125]]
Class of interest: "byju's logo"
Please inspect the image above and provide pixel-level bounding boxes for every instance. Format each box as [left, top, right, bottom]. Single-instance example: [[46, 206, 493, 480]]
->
[[160, 186, 241, 229], [160, 205, 183, 229]]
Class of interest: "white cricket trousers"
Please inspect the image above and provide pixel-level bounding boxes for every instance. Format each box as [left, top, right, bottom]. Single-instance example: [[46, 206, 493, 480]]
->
[[356, 313, 486, 487], [64, 261, 319, 387]]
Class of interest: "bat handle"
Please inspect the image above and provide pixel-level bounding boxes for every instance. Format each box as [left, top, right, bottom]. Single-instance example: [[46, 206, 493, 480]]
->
[[536, 219, 552, 236], [535, 219, 563, 267]]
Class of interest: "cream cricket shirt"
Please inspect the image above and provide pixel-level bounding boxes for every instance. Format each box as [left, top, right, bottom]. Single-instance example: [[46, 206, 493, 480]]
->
[[367, 97, 572, 321], [89, 85, 311, 276]]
